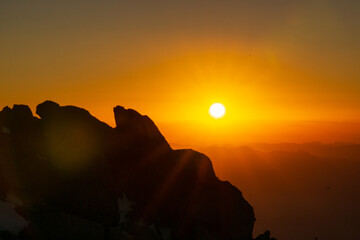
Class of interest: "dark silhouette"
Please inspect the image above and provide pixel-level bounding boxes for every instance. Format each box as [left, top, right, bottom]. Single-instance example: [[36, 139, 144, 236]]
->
[[0, 101, 257, 240], [254, 230, 277, 240]]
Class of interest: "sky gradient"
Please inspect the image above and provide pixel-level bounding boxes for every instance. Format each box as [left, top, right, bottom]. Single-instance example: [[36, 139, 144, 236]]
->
[[1, 0, 359, 145]]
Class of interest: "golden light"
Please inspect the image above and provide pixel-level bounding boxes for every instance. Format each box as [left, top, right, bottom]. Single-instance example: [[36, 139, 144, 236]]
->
[[209, 103, 226, 119]]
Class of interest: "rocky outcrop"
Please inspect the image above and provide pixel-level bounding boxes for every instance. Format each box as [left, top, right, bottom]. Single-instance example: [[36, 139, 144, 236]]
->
[[0, 101, 255, 240], [254, 231, 277, 240]]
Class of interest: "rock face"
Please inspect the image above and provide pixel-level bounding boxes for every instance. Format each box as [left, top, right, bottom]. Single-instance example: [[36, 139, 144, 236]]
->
[[0, 101, 255, 240]]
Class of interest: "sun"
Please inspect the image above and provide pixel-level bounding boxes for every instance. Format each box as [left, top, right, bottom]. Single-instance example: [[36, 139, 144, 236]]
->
[[209, 103, 226, 119]]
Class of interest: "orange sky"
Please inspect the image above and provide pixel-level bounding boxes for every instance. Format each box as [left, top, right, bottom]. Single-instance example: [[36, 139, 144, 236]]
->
[[1, 0, 359, 146]]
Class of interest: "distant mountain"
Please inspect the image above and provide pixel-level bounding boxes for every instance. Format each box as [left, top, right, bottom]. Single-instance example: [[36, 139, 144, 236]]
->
[[0, 101, 261, 240], [199, 145, 360, 240], [248, 142, 360, 160]]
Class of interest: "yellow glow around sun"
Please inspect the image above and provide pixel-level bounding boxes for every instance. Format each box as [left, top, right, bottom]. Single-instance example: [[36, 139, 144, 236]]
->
[[209, 103, 226, 119]]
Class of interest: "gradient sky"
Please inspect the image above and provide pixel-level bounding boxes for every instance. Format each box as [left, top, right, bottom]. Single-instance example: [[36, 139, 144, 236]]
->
[[1, 0, 360, 145]]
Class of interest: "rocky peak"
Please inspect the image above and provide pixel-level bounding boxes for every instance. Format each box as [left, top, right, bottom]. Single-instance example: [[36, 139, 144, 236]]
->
[[113, 105, 170, 150], [35, 100, 60, 119], [0, 101, 255, 240], [0, 104, 36, 135]]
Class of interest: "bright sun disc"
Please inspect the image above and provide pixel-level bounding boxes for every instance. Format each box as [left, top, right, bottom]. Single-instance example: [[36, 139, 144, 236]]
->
[[209, 103, 226, 119]]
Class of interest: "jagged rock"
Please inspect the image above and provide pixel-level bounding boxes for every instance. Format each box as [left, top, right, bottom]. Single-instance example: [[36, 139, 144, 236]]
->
[[254, 230, 277, 240], [11, 105, 33, 120], [35, 100, 60, 119], [0, 105, 33, 124], [0, 105, 36, 135], [113, 106, 170, 151], [0, 101, 255, 240]]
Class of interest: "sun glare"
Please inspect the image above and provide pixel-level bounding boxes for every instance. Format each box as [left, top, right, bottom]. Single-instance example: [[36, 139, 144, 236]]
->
[[209, 103, 226, 119]]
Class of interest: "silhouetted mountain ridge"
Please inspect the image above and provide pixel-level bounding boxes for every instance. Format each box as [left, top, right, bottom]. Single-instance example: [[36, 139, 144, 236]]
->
[[0, 101, 262, 240], [248, 142, 360, 160]]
